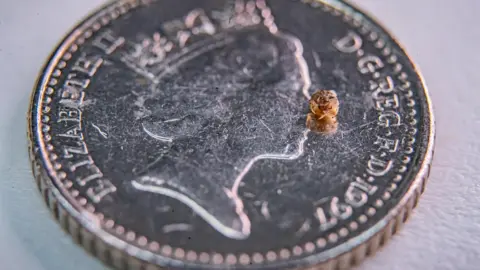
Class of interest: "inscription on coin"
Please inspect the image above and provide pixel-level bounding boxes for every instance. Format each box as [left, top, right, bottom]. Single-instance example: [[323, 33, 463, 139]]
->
[[55, 48, 117, 203]]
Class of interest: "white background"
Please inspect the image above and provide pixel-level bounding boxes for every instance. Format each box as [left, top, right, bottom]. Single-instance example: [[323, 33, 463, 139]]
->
[[0, 0, 479, 269]]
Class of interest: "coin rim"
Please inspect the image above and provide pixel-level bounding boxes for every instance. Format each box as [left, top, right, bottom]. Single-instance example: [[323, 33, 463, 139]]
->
[[27, 0, 435, 269]]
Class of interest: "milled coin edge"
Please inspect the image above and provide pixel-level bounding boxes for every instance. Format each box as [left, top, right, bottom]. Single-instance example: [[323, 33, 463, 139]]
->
[[26, 0, 436, 269]]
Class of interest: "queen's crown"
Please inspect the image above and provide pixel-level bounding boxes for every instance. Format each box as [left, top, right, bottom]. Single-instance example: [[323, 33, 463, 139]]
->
[[121, 0, 277, 81]]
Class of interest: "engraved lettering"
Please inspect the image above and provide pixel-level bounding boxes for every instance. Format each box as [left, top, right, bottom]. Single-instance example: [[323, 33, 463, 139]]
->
[[330, 196, 353, 220], [59, 76, 87, 108], [358, 55, 384, 74], [367, 155, 393, 176], [333, 31, 363, 53], [58, 107, 81, 122], [350, 177, 377, 195], [59, 92, 85, 109], [315, 206, 337, 231], [77, 171, 103, 186], [58, 125, 83, 140], [375, 136, 399, 153], [315, 196, 354, 231], [345, 185, 368, 208], [375, 94, 399, 111], [86, 179, 117, 203], [370, 75, 394, 99], [378, 111, 401, 127], [69, 158, 94, 172], [66, 73, 90, 89], [49, 22, 120, 205], [59, 52, 103, 107], [62, 141, 88, 159], [93, 30, 125, 54], [72, 53, 104, 76], [330, 22, 404, 194]]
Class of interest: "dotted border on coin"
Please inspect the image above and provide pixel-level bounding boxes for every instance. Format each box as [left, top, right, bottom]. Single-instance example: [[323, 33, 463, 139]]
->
[[34, 0, 424, 267]]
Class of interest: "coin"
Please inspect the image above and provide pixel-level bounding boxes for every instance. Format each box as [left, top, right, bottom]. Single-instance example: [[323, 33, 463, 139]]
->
[[28, 0, 435, 269]]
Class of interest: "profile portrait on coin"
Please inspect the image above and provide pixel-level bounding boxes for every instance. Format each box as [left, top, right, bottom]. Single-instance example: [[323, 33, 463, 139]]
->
[[126, 0, 314, 240]]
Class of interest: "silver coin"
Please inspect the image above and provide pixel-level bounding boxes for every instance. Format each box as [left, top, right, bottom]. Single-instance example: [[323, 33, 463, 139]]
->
[[28, 0, 435, 269]]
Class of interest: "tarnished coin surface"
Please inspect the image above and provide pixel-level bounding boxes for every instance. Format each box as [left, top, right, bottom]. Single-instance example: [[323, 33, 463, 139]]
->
[[28, 0, 435, 269]]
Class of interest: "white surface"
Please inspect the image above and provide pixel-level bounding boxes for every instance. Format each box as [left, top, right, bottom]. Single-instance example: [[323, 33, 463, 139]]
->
[[0, 0, 478, 269]]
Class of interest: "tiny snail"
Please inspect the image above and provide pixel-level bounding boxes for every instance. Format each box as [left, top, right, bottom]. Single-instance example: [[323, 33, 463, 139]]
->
[[306, 90, 339, 134]]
